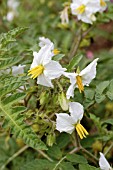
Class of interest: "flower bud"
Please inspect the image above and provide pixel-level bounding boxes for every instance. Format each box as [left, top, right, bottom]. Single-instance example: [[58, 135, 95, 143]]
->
[[16, 138, 25, 147], [58, 92, 69, 111], [32, 124, 40, 132], [92, 140, 102, 152], [40, 91, 49, 105], [46, 134, 56, 147]]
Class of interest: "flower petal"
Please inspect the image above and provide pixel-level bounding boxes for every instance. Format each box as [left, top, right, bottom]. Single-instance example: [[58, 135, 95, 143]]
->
[[69, 102, 84, 122], [66, 84, 75, 99], [41, 45, 54, 65], [79, 58, 99, 86], [56, 113, 75, 134], [12, 64, 25, 76], [44, 60, 66, 79], [31, 46, 53, 68], [63, 72, 76, 84], [37, 74, 53, 88], [39, 37, 54, 49], [99, 152, 112, 170]]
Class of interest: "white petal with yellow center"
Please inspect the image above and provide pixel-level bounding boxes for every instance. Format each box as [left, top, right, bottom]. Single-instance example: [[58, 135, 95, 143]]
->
[[56, 102, 88, 139], [70, 0, 101, 24], [64, 58, 99, 99], [28, 65, 44, 79], [28, 44, 66, 88], [76, 5, 86, 14]]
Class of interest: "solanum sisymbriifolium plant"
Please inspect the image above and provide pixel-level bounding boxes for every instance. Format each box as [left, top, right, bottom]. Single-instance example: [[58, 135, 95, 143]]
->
[[0, 0, 113, 169]]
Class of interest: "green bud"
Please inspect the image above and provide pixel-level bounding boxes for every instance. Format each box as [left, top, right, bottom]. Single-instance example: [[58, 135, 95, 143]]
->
[[58, 92, 69, 111], [63, 2, 71, 7], [40, 91, 49, 105], [32, 124, 40, 132], [47, 134, 56, 147]]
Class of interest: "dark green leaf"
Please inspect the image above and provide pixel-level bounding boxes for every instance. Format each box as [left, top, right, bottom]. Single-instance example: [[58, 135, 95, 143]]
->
[[67, 54, 83, 71]]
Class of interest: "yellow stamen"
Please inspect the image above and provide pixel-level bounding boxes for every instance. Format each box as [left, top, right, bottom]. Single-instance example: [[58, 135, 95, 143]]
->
[[76, 5, 86, 14], [75, 123, 89, 139], [76, 75, 84, 93], [53, 49, 60, 55], [28, 65, 44, 79], [100, 0, 106, 6]]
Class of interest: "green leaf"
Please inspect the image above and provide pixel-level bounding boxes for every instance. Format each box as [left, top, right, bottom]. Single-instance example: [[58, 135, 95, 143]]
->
[[96, 81, 109, 94], [102, 119, 113, 125], [106, 79, 113, 100], [67, 54, 83, 71], [0, 56, 23, 70], [2, 93, 26, 106], [66, 154, 87, 164], [0, 27, 28, 48], [47, 145, 62, 159], [53, 54, 65, 61], [57, 133, 70, 148], [79, 164, 100, 170], [95, 81, 109, 103], [60, 162, 76, 170], [0, 102, 47, 150], [0, 82, 24, 97], [20, 159, 56, 170], [84, 89, 95, 108]]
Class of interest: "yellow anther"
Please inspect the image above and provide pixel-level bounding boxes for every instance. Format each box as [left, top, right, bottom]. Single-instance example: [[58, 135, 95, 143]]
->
[[76, 5, 86, 14], [76, 75, 84, 93], [100, 0, 106, 6], [28, 65, 44, 79], [53, 49, 60, 55], [75, 123, 88, 139]]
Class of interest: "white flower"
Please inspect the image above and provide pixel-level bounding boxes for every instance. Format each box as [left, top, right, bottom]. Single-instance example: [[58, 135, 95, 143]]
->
[[60, 6, 69, 25], [7, 0, 19, 10], [6, 64, 25, 76], [99, 0, 107, 12], [70, 0, 100, 24], [39, 37, 60, 55], [99, 152, 112, 170], [56, 102, 88, 139], [11, 64, 26, 76], [39, 37, 54, 49], [28, 45, 66, 88], [64, 58, 99, 99], [6, 11, 15, 22]]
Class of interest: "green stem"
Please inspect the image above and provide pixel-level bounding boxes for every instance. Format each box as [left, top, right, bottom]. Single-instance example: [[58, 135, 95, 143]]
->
[[1, 145, 29, 170], [81, 147, 98, 162], [53, 156, 66, 170], [37, 150, 53, 162], [68, 28, 82, 60], [104, 142, 113, 156]]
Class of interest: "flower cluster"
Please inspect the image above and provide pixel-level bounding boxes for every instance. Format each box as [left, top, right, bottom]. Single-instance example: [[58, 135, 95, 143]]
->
[[28, 37, 99, 139], [70, 0, 108, 24], [7, 0, 19, 22]]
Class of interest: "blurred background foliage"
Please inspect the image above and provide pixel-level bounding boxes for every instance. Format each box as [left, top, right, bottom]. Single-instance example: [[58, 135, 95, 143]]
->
[[0, 0, 113, 170]]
